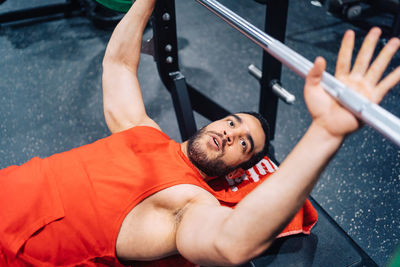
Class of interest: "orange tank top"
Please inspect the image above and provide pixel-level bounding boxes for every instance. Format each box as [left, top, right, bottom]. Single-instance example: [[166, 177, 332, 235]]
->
[[0, 126, 316, 266], [1, 126, 210, 266]]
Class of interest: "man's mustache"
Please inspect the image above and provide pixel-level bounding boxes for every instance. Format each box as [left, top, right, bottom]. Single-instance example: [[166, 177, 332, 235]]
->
[[206, 130, 227, 151]]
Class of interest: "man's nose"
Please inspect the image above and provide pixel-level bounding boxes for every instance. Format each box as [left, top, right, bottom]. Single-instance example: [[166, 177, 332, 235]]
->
[[223, 129, 234, 145]]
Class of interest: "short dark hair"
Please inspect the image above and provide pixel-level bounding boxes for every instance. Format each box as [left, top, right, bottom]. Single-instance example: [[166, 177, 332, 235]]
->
[[236, 112, 270, 170]]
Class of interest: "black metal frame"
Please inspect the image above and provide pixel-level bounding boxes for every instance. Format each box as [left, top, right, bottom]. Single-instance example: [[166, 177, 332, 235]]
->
[[259, 0, 288, 139], [151, 0, 288, 141], [0, 0, 82, 24]]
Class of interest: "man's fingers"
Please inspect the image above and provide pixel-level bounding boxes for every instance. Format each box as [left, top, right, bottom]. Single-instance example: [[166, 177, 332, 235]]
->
[[351, 27, 381, 76], [365, 37, 400, 85], [374, 66, 400, 103], [335, 30, 354, 78]]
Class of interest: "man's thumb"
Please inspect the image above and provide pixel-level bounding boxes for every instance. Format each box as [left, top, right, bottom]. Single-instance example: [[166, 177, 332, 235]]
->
[[306, 56, 326, 87]]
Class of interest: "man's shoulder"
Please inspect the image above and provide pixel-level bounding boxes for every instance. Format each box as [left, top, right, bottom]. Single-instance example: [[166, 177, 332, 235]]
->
[[154, 184, 220, 208], [114, 123, 171, 143], [109, 117, 164, 136]]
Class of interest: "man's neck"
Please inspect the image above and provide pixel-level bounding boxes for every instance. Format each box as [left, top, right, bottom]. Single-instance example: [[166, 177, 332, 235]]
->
[[180, 141, 209, 180]]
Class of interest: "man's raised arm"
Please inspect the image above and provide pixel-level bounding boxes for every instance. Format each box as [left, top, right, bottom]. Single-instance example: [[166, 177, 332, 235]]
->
[[102, 0, 160, 133], [175, 28, 400, 266]]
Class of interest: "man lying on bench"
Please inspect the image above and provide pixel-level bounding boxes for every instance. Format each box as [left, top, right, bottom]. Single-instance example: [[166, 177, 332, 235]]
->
[[1, 0, 399, 266]]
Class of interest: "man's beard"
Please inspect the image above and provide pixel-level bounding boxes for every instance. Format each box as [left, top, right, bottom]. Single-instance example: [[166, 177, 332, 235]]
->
[[187, 127, 236, 177]]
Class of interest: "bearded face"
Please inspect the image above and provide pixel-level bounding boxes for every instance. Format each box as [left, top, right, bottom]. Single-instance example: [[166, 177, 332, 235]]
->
[[187, 127, 237, 177]]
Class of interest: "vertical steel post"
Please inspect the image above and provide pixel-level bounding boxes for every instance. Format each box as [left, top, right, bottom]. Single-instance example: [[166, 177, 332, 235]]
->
[[259, 0, 289, 140], [152, 0, 197, 140], [170, 72, 197, 141]]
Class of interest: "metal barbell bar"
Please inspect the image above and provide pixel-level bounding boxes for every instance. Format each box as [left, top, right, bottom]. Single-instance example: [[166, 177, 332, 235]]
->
[[196, 0, 400, 147]]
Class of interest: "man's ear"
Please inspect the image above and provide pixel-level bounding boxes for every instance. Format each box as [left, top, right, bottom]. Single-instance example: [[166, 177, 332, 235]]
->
[[226, 168, 245, 180]]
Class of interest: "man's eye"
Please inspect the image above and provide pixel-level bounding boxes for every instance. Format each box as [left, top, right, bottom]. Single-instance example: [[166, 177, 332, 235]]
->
[[228, 120, 234, 127], [240, 139, 246, 149]]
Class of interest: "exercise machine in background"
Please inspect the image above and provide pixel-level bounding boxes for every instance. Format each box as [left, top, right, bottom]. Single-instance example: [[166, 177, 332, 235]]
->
[[0, 0, 123, 29], [327, 0, 400, 37]]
